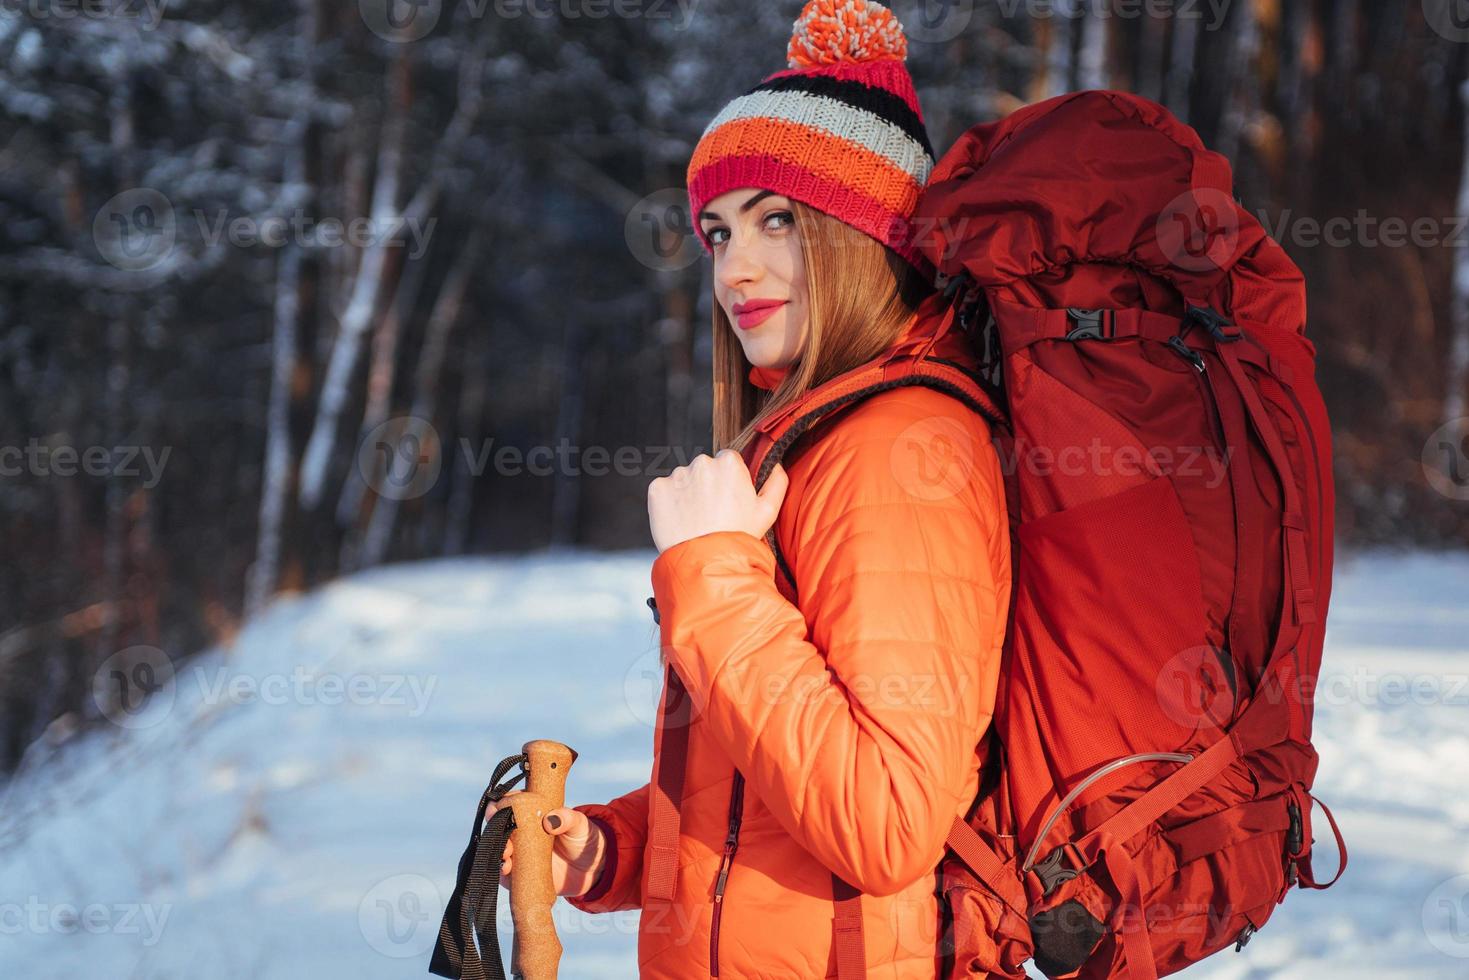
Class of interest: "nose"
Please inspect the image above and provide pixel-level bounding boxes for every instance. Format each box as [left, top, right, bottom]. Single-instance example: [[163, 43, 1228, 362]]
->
[[716, 230, 762, 292]]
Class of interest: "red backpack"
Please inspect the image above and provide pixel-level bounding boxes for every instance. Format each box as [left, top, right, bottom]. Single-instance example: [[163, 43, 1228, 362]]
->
[[913, 90, 1347, 979]]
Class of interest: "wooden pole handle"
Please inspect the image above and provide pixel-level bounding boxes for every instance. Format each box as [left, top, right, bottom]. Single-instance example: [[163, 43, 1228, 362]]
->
[[503, 739, 577, 980]]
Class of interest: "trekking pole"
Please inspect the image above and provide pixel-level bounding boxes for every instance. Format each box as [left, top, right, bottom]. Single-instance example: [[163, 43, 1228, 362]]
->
[[429, 739, 579, 980]]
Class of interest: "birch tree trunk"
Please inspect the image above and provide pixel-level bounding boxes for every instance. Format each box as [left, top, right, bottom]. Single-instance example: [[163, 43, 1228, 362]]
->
[[296, 51, 411, 511], [359, 228, 484, 567], [335, 240, 432, 539], [296, 39, 487, 513], [247, 0, 322, 614], [247, 137, 305, 617]]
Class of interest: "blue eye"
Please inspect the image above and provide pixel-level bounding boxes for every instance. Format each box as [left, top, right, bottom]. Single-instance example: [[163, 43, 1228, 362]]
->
[[704, 211, 793, 248]]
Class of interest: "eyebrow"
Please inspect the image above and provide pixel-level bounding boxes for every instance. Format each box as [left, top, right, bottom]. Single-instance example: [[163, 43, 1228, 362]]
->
[[698, 190, 781, 224]]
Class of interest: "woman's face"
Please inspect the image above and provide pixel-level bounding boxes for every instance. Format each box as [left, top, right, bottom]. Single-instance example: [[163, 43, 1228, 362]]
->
[[697, 188, 809, 370]]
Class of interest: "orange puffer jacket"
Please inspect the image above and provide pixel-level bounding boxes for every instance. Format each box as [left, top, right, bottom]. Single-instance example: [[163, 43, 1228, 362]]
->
[[569, 291, 1011, 978]]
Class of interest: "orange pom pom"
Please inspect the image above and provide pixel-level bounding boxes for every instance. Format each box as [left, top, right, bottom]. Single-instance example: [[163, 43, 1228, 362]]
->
[[786, 0, 908, 69]]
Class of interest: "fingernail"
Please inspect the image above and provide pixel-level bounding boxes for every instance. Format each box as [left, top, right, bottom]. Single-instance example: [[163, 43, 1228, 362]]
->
[[547, 814, 562, 830]]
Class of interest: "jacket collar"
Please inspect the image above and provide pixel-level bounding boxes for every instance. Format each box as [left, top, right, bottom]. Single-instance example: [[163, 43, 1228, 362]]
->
[[748, 362, 788, 390]]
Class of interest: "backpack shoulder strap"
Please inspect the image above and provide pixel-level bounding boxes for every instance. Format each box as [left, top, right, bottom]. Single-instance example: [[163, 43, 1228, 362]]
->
[[751, 365, 1002, 599]]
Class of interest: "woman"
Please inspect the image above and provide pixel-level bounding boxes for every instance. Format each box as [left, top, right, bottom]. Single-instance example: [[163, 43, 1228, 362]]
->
[[495, 2, 1010, 975]]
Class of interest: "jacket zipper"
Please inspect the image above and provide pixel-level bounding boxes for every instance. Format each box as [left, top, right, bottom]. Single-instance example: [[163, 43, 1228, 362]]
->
[[709, 770, 745, 978]]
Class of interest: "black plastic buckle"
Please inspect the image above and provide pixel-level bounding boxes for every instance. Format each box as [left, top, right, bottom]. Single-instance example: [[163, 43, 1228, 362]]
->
[[1184, 305, 1242, 343], [646, 595, 661, 625], [1031, 843, 1087, 898], [939, 267, 971, 299], [1286, 800, 1304, 856], [1235, 922, 1257, 952], [1064, 308, 1114, 341], [1166, 335, 1206, 373], [1282, 798, 1304, 888]]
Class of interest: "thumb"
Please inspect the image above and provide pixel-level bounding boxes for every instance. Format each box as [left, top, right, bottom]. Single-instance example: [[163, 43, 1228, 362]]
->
[[754, 462, 789, 532], [543, 808, 593, 853]]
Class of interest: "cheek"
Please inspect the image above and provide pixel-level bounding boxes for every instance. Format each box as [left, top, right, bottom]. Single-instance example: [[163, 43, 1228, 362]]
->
[[784, 232, 805, 285]]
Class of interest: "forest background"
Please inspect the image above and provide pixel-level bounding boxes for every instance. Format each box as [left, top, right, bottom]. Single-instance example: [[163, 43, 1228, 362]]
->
[[3, 0, 1467, 769]]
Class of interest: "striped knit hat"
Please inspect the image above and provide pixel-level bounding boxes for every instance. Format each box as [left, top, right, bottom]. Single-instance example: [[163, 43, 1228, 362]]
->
[[686, 0, 937, 279]]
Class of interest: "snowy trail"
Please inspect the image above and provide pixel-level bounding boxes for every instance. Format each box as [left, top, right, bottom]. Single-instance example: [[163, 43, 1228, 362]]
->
[[1, 547, 1466, 978]]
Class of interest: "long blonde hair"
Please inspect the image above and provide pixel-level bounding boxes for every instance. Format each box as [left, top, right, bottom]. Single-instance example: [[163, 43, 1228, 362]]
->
[[712, 200, 936, 454]]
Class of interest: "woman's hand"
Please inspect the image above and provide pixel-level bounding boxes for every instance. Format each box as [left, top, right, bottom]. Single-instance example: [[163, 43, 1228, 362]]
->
[[489, 791, 608, 899], [648, 449, 788, 553]]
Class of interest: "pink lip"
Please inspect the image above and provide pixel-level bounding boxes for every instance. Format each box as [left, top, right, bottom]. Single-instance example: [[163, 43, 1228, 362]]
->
[[734, 301, 786, 330]]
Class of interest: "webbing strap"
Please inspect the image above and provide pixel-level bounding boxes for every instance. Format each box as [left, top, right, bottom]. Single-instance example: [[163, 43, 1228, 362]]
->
[[1296, 793, 1349, 889], [646, 664, 690, 902], [831, 874, 867, 979], [1075, 732, 1243, 854], [993, 303, 1187, 356], [1215, 340, 1317, 630], [1098, 836, 1160, 980], [430, 754, 527, 979], [945, 815, 1029, 919]]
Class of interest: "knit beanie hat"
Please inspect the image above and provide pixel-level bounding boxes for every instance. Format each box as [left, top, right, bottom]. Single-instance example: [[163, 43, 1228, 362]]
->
[[685, 0, 937, 281]]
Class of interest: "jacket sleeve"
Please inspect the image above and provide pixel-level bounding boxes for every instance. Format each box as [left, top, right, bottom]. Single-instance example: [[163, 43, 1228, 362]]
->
[[649, 398, 1007, 897], [565, 781, 650, 913]]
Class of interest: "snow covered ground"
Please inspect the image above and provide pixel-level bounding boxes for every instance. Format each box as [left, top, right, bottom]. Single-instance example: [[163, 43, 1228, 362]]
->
[[1, 546, 1466, 979]]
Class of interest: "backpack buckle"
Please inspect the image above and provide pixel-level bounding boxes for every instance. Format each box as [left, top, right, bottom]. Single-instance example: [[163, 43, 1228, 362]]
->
[[1183, 304, 1242, 343], [938, 267, 971, 299], [1286, 798, 1304, 857], [1031, 842, 1088, 897], [1065, 308, 1114, 341]]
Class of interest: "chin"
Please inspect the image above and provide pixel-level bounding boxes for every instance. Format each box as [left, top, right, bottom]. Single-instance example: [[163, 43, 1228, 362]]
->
[[741, 343, 780, 367]]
